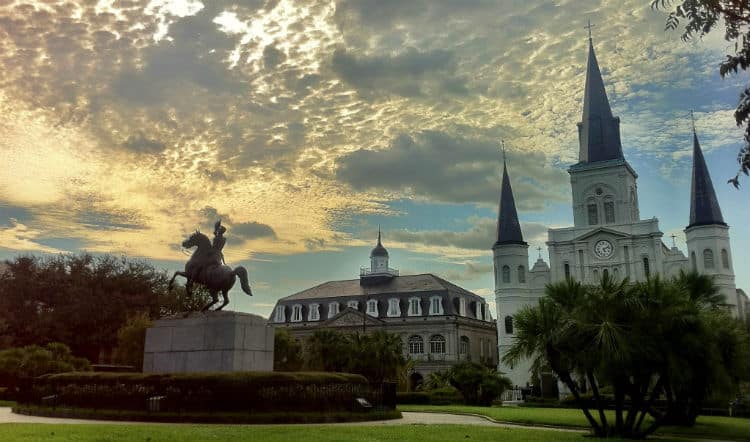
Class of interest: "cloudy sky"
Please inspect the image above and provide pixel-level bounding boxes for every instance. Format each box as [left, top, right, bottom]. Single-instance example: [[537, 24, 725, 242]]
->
[[1, 0, 748, 317]]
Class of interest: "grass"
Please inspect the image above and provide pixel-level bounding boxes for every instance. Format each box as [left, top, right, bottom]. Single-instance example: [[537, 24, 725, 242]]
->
[[0, 423, 699, 442], [399, 404, 750, 440], [0, 401, 15, 407]]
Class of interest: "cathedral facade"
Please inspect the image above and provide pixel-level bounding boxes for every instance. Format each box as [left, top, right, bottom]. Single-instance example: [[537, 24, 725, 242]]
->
[[493, 37, 744, 387]]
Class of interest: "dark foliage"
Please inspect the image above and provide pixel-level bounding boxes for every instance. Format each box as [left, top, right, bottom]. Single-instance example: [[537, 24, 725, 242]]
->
[[446, 362, 512, 406], [0, 254, 208, 363], [273, 328, 304, 371], [652, 0, 750, 187], [19, 371, 396, 414], [0, 343, 90, 396]]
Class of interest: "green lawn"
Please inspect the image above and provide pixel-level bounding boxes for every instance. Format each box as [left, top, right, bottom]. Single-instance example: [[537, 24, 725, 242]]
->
[[0, 423, 698, 442], [398, 405, 750, 440], [0, 401, 15, 407]]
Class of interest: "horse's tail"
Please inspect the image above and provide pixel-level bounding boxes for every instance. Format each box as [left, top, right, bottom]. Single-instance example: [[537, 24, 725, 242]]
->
[[234, 266, 253, 296]]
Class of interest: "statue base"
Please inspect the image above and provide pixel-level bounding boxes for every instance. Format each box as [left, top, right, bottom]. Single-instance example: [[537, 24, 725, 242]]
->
[[143, 311, 274, 373]]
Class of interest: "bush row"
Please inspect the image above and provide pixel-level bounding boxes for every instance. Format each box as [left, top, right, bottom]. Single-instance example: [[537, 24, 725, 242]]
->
[[396, 386, 464, 405], [20, 371, 395, 414]]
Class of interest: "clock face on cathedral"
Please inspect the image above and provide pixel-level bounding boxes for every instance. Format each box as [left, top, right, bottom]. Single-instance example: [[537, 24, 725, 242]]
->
[[594, 239, 614, 259]]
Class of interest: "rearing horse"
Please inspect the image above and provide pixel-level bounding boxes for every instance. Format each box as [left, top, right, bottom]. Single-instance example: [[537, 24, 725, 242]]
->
[[168, 231, 253, 311]]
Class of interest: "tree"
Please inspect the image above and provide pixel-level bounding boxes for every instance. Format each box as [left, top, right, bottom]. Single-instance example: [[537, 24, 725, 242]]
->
[[448, 361, 512, 406], [652, 0, 750, 187], [0, 253, 208, 363], [303, 329, 352, 372], [0, 343, 90, 394], [504, 272, 749, 438], [273, 329, 303, 371], [113, 312, 152, 370]]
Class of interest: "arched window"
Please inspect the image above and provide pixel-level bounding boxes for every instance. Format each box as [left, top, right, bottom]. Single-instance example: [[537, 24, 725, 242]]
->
[[564, 262, 571, 280], [604, 198, 615, 224], [504, 315, 514, 334], [429, 335, 446, 354], [587, 200, 598, 225], [703, 249, 714, 269], [274, 305, 286, 323], [502, 265, 510, 283], [292, 304, 303, 322], [643, 257, 650, 278], [603, 269, 609, 280], [308, 303, 320, 321], [367, 299, 378, 316], [721, 249, 729, 269], [517, 265, 526, 283], [408, 335, 424, 354], [408, 297, 421, 316], [459, 336, 470, 356], [691, 252, 697, 272]]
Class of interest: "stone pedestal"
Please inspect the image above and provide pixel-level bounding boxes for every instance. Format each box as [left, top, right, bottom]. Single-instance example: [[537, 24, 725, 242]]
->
[[143, 311, 274, 373]]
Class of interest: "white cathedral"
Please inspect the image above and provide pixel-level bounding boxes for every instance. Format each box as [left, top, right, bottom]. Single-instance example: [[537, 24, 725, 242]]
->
[[493, 37, 747, 387]]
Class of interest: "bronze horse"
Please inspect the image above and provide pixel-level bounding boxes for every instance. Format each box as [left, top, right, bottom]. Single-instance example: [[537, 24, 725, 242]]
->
[[169, 231, 252, 311]]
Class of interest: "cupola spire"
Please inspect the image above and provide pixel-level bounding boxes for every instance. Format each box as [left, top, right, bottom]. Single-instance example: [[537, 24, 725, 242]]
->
[[688, 114, 726, 228], [494, 141, 526, 247], [577, 30, 624, 164]]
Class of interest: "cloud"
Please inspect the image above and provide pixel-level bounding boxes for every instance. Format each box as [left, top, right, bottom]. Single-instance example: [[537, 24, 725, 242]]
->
[[122, 132, 166, 153], [232, 221, 277, 240], [330, 47, 467, 98], [336, 130, 568, 210]]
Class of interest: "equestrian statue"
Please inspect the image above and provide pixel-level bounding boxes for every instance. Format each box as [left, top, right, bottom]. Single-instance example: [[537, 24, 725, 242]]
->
[[169, 220, 253, 311]]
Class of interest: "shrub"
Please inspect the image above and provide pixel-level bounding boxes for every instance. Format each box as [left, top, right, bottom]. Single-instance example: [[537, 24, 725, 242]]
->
[[0, 343, 90, 397], [448, 361, 512, 406], [20, 371, 394, 414]]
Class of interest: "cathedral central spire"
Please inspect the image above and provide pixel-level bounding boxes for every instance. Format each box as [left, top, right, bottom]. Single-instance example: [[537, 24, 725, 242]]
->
[[577, 36, 624, 164]]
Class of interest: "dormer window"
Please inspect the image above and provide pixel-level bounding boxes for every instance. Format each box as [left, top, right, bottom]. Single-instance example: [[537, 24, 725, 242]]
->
[[475, 302, 482, 319], [387, 298, 400, 317], [429, 296, 443, 315], [291, 304, 303, 322], [367, 299, 378, 316], [347, 300, 359, 310], [308, 304, 320, 321], [328, 302, 339, 318], [408, 297, 422, 316], [459, 298, 466, 316], [274, 305, 286, 323]]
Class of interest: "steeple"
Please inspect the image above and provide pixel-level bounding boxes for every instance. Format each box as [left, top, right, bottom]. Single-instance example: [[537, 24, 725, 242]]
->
[[370, 226, 389, 257], [494, 149, 526, 247], [688, 127, 726, 228], [577, 35, 624, 164]]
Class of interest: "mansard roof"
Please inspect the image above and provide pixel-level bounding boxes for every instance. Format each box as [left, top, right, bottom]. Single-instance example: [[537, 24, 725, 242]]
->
[[688, 131, 726, 228], [577, 38, 624, 164], [494, 160, 526, 247], [280, 273, 481, 301]]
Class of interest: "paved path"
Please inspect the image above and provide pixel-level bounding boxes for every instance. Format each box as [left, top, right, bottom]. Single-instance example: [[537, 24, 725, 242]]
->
[[0, 407, 577, 431]]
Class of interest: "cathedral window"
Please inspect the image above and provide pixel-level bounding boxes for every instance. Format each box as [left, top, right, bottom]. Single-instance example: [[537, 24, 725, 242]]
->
[[459, 336, 470, 357], [367, 299, 378, 316], [603, 269, 609, 281], [429, 296, 443, 315], [564, 262, 571, 280], [408, 335, 424, 354], [604, 201, 615, 224], [703, 249, 714, 269], [691, 252, 697, 271], [721, 249, 729, 269], [291, 304, 303, 322], [588, 203, 598, 225], [504, 316, 514, 334], [643, 257, 650, 278], [387, 298, 401, 317], [308, 304, 320, 321], [517, 265, 526, 283], [274, 305, 286, 323], [408, 297, 422, 316], [502, 265, 510, 283], [328, 302, 339, 318], [429, 335, 446, 354]]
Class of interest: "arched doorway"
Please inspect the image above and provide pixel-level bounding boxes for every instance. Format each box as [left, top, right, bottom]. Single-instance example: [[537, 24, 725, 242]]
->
[[410, 372, 424, 391]]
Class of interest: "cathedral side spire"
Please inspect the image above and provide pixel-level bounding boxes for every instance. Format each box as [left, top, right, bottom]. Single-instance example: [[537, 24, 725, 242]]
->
[[577, 34, 624, 164], [688, 125, 726, 228], [494, 145, 526, 247]]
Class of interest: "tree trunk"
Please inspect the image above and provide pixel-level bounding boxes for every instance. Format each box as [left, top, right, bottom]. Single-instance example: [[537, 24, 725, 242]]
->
[[587, 370, 609, 434]]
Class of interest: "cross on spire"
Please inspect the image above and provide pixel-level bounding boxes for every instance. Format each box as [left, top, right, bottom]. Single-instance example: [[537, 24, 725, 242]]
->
[[501, 139, 507, 164], [585, 19, 595, 40], [690, 109, 696, 133]]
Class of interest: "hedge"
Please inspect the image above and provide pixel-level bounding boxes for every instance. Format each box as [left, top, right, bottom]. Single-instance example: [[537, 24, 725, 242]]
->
[[397, 387, 464, 405], [19, 371, 395, 415]]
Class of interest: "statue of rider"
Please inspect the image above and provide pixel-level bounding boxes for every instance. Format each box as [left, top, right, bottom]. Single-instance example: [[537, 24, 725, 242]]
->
[[213, 219, 227, 266]]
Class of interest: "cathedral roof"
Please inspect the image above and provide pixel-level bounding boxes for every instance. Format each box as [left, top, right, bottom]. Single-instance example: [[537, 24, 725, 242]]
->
[[688, 131, 726, 228], [578, 38, 624, 164], [370, 229, 389, 257], [494, 159, 526, 247]]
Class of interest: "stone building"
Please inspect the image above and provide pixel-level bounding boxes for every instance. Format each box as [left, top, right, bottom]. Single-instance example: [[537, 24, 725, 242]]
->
[[493, 36, 743, 387], [270, 231, 498, 387]]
